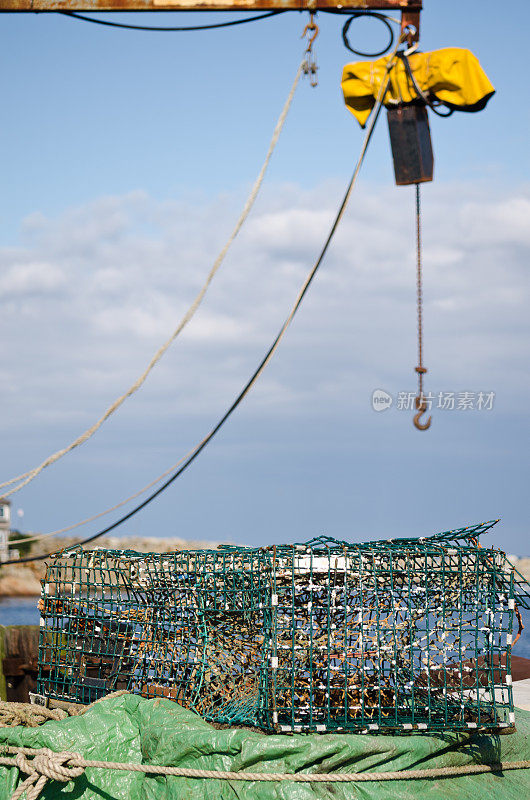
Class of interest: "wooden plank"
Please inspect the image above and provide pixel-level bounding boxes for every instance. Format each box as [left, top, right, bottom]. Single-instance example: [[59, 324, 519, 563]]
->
[[0, 625, 40, 703]]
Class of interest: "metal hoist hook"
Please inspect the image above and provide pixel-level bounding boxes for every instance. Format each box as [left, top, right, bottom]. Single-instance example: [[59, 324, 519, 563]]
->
[[302, 12, 319, 87], [413, 394, 432, 431], [302, 13, 319, 52], [413, 184, 432, 431]]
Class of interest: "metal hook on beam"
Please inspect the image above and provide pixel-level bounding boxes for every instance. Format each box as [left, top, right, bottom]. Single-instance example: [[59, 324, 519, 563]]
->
[[301, 12, 319, 54], [301, 12, 319, 87]]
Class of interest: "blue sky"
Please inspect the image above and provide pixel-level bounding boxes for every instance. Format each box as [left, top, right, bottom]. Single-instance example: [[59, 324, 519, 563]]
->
[[0, 1, 529, 553]]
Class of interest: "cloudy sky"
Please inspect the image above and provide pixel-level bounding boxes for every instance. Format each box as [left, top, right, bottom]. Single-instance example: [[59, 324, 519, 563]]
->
[[1, 2, 528, 553]]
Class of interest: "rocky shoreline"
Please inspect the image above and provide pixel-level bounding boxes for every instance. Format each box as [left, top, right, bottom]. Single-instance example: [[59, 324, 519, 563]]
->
[[1, 538, 529, 598], [0, 565, 42, 597]]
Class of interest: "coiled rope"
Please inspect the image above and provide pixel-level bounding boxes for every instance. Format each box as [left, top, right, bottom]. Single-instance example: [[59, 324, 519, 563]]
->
[[3, 33, 407, 567], [0, 704, 68, 729], [1, 744, 529, 800], [0, 693, 128, 728], [0, 57, 305, 499]]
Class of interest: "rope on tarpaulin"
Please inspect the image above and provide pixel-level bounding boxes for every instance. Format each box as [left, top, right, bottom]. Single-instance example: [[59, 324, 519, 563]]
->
[[0, 693, 129, 728], [2, 696, 530, 796], [1, 744, 530, 800], [0, 704, 68, 729]]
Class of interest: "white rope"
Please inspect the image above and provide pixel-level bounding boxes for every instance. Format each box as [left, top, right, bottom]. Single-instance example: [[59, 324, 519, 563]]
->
[[0, 744, 529, 800], [4, 43, 404, 556], [0, 58, 305, 499], [5, 455, 197, 546]]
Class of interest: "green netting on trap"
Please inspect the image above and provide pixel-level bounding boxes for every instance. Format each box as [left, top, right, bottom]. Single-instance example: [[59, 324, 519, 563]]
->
[[38, 547, 270, 726], [37, 520, 530, 733]]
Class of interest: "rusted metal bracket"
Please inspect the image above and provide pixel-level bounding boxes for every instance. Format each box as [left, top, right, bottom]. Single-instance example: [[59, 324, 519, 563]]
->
[[401, 8, 421, 43], [0, 0, 422, 43], [0, 0, 422, 21]]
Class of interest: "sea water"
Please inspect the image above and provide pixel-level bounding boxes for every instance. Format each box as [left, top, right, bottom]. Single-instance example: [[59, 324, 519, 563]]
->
[[0, 596, 40, 626]]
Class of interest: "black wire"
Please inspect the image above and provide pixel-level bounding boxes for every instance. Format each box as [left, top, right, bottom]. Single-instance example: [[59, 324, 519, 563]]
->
[[398, 51, 454, 117], [341, 12, 395, 58], [60, 10, 285, 32], [3, 101, 387, 567]]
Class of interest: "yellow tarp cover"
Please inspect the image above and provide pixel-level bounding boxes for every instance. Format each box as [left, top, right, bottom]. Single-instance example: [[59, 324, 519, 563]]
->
[[342, 47, 495, 127]]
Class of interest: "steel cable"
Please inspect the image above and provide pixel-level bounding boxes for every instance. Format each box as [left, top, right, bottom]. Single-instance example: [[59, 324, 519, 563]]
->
[[341, 12, 396, 58], [60, 10, 285, 32]]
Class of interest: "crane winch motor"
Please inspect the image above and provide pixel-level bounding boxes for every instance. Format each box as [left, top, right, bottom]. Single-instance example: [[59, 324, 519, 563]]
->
[[342, 46, 495, 186]]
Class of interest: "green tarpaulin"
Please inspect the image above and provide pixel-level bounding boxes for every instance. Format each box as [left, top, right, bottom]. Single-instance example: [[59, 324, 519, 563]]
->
[[1, 695, 530, 799]]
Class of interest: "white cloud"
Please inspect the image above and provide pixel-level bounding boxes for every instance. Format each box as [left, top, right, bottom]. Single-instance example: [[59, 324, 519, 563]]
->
[[0, 180, 528, 443], [0, 261, 65, 296], [460, 195, 530, 246]]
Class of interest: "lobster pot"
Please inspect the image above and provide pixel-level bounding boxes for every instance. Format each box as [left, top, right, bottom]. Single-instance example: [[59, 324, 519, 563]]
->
[[38, 547, 271, 726], [265, 538, 518, 733], [37, 522, 528, 733]]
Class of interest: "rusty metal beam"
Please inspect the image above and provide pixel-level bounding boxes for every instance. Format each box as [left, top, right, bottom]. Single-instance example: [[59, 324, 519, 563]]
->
[[0, 1, 422, 14]]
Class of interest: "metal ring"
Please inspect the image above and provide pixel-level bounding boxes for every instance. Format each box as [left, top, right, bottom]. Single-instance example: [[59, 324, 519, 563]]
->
[[342, 12, 395, 58]]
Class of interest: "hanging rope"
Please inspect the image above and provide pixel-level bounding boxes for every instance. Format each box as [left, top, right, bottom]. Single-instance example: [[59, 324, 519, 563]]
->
[[413, 183, 431, 431], [60, 10, 285, 32], [0, 57, 305, 499], [2, 36, 406, 567]]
